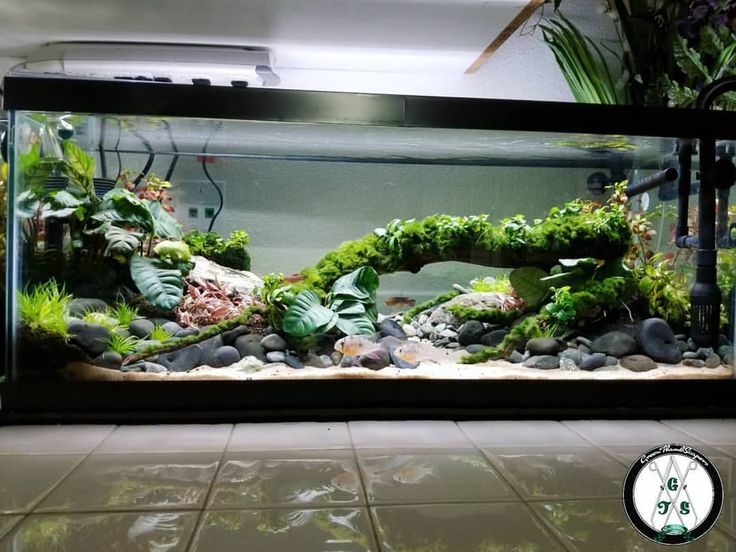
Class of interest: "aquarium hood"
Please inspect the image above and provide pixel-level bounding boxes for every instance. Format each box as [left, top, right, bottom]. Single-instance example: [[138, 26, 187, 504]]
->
[[13, 43, 281, 87]]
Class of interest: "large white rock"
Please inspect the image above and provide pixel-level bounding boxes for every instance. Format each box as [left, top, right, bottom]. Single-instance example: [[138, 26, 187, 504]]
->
[[189, 255, 263, 296]]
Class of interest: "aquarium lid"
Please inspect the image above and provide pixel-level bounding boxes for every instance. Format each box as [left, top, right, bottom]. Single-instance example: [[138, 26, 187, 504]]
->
[[15, 43, 281, 87]]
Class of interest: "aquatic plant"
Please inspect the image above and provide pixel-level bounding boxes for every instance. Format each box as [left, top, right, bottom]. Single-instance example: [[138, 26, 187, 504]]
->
[[461, 315, 544, 364], [107, 332, 140, 355], [81, 310, 119, 331], [18, 280, 72, 337], [468, 275, 512, 294], [110, 301, 139, 328], [282, 266, 379, 337], [153, 240, 192, 263], [544, 286, 577, 326], [634, 253, 690, 326], [446, 305, 522, 325], [149, 324, 172, 343], [401, 290, 460, 324], [303, 200, 631, 294], [182, 229, 251, 270], [175, 278, 251, 327]]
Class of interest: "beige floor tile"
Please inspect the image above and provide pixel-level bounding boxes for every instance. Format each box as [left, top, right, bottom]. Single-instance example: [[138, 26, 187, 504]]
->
[[662, 420, 736, 445], [533, 499, 734, 551], [563, 420, 697, 446], [459, 420, 589, 447], [190, 508, 376, 551], [209, 451, 363, 509], [0, 455, 84, 513], [228, 422, 351, 451], [0, 425, 114, 455], [0, 511, 198, 552], [36, 453, 220, 512], [95, 424, 232, 453], [484, 446, 627, 500], [372, 502, 565, 551], [349, 421, 472, 449], [0, 516, 23, 541], [358, 449, 515, 504]]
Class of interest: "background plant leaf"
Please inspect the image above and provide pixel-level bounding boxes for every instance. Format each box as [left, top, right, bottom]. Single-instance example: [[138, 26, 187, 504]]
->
[[129, 254, 184, 310], [509, 266, 550, 307], [282, 290, 338, 337]]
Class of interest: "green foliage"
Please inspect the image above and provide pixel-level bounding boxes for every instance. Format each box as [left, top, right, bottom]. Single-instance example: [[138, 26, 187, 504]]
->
[[446, 305, 522, 325], [500, 215, 530, 248], [110, 301, 139, 328], [540, 12, 630, 104], [544, 286, 577, 325], [374, 218, 414, 256], [461, 316, 544, 364], [107, 332, 139, 355], [468, 275, 512, 294], [154, 240, 192, 263], [402, 291, 460, 324], [634, 254, 690, 326], [257, 273, 298, 330], [81, 310, 119, 331], [182, 229, 251, 270], [149, 324, 172, 343], [282, 266, 379, 337], [509, 267, 549, 307], [129, 255, 186, 311], [18, 280, 72, 337]]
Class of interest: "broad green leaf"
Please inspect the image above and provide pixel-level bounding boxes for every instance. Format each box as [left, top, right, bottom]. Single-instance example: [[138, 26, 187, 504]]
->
[[41, 206, 78, 219], [147, 200, 183, 239], [509, 266, 550, 307], [282, 290, 338, 337], [49, 190, 84, 208], [96, 189, 153, 231], [331, 266, 379, 301], [332, 300, 366, 316], [63, 140, 95, 183], [130, 255, 184, 310], [16, 190, 41, 218], [335, 315, 376, 336], [105, 226, 142, 257]]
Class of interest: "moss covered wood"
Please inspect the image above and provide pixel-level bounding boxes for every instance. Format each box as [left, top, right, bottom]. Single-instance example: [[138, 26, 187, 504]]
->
[[302, 203, 631, 293]]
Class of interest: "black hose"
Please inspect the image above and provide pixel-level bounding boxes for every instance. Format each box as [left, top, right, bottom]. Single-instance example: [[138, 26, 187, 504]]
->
[[624, 168, 678, 197], [201, 123, 224, 232], [98, 117, 108, 179], [131, 130, 155, 188], [163, 121, 179, 182]]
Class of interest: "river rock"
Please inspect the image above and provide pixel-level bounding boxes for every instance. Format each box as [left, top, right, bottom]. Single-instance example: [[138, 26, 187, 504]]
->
[[160, 321, 181, 336], [559, 357, 577, 371], [234, 336, 267, 362], [305, 353, 334, 368], [719, 346, 733, 366], [158, 344, 203, 372], [358, 349, 391, 370], [199, 335, 225, 365], [465, 344, 488, 354], [70, 323, 111, 356], [591, 331, 638, 358], [705, 353, 722, 368], [142, 362, 167, 373], [578, 344, 592, 354], [284, 354, 305, 369], [523, 355, 560, 370], [402, 324, 417, 338], [266, 351, 286, 363], [481, 330, 507, 347], [527, 338, 561, 356], [341, 354, 356, 367], [695, 347, 714, 360], [331, 351, 343, 366], [576, 336, 593, 348], [560, 349, 583, 366], [189, 255, 263, 295], [620, 355, 657, 372], [93, 351, 123, 370], [683, 358, 705, 368], [580, 352, 607, 371], [635, 318, 681, 364], [129, 319, 155, 339], [508, 350, 524, 364], [69, 297, 109, 317], [211, 346, 240, 367], [378, 318, 407, 340], [439, 329, 458, 339], [176, 328, 199, 338], [458, 320, 485, 346], [677, 340, 689, 353], [606, 356, 619, 366], [261, 334, 288, 352], [221, 325, 251, 344]]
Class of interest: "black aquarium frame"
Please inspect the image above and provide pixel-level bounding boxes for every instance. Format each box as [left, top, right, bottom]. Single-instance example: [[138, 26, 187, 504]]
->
[[2, 74, 736, 422]]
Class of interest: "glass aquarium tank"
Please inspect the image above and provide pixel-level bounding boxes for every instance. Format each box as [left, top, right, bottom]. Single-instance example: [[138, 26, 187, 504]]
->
[[2, 75, 736, 416]]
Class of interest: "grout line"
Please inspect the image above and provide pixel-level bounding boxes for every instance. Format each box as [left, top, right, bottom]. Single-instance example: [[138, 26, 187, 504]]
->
[[182, 424, 235, 552], [0, 513, 27, 544], [347, 423, 381, 551]]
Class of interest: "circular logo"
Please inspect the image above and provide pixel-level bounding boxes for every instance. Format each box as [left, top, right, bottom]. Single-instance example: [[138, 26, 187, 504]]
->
[[623, 444, 723, 545]]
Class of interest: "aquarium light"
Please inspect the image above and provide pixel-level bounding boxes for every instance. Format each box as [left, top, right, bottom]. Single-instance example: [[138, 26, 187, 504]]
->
[[16, 43, 281, 87]]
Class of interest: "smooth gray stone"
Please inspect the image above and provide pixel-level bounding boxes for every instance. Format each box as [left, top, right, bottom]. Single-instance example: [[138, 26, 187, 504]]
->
[[93, 351, 123, 370], [340, 354, 356, 367], [358, 348, 391, 370], [261, 333, 288, 352], [129, 319, 155, 339], [683, 358, 706, 368], [606, 356, 619, 366], [682, 351, 699, 359], [212, 346, 240, 367], [695, 347, 714, 360], [378, 318, 407, 340], [705, 353, 722, 369], [457, 320, 485, 346], [70, 323, 111, 356], [465, 344, 488, 354], [481, 329, 508, 347], [560, 349, 583, 366], [142, 362, 167, 373], [234, 336, 267, 361], [199, 335, 225, 365], [158, 344, 203, 372], [635, 318, 681, 364], [527, 338, 561, 356], [439, 329, 458, 339], [579, 352, 607, 371], [576, 336, 593, 348], [221, 325, 251, 344], [621, 355, 657, 372], [591, 331, 638, 358], [522, 355, 560, 370], [677, 340, 689, 353], [508, 350, 524, 364], [266, 351, 286, 363], [161, 321, 182, 336], [284, 354, 305, 369], [69, 298, 109, 317], [578, 344, 592, 354], [175, 327, 199, 338]]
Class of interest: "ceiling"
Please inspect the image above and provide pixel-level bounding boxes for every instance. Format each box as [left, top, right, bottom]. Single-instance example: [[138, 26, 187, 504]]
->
[[0, 0, 534, 74]]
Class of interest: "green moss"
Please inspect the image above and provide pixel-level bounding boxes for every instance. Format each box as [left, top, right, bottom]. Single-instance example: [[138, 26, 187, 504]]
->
[[401, 290, 460, 324], [461, 315, 544, 364], [446, 305, 523, 325], [18, 280, 73, 338]]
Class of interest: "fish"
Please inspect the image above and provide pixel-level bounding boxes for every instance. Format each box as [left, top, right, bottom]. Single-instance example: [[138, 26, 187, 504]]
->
[[331, 470, 361, 494], [391, 462, 436, 485], [392, 341, 456, 364], [384, 296, 416, 307], [334, 335, 380, 357], [283, 273, 306, 283]]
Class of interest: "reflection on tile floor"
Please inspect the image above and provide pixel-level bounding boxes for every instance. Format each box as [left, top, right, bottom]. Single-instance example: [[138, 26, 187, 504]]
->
[[209, 451, 363, 509], [0, 511, 199, 552], [0, 420, 735, 551], [191, 508, 376, 551]]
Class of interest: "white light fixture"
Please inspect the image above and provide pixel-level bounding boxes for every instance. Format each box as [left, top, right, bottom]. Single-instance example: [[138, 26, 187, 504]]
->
[[15, 42, 280, 87]]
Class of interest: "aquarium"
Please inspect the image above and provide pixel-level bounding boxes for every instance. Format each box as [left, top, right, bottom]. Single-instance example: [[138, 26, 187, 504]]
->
[[2, 75, 736, 414]]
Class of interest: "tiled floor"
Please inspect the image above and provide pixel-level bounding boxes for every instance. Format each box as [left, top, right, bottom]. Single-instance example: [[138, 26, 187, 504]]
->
[[0, 420, 735, 550]]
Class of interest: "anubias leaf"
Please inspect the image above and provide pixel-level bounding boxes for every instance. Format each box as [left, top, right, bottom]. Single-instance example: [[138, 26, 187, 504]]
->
[[105, 226, 142, 257], [94, 189, 153, 231], [282, 290, 338, 337], [335, 315, 375, 336], [510, 266, 550, 307], [147, 200, 183, 239], [331, 266, 379, 302], [130, 255, 184, 310]]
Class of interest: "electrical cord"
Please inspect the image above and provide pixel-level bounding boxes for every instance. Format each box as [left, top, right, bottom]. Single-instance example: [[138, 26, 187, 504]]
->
[[163, 120, 179, 182], [201, 122, 224, 232], [131, 129, 155, 188]]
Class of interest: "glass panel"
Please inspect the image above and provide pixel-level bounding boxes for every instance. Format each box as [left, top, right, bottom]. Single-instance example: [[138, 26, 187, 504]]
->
[[7, 110, 735, 382]]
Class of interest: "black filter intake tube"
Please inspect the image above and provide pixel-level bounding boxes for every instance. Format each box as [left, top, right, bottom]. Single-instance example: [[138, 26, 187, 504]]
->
[[625, 168, 678, 197], [675, 140, 693, 244]]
